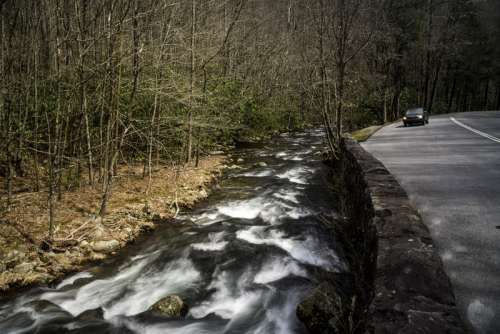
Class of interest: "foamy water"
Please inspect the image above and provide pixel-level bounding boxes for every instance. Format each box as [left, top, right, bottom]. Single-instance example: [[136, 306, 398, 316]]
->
[[0, 129, 345, 334]]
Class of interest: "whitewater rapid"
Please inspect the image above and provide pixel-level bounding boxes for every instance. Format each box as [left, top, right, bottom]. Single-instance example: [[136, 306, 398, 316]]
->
[[0, 129, 346, 334]]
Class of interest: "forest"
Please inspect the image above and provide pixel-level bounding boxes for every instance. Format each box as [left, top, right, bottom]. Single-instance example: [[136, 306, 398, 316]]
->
[[1, 0, 499, 246]]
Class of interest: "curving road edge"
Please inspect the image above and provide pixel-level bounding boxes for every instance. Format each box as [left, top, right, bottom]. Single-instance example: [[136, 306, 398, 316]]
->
[[362, 111, 500, 334]]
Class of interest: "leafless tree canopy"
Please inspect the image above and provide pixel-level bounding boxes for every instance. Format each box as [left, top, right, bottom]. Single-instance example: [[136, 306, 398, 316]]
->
[[1, 0, 499, 240]]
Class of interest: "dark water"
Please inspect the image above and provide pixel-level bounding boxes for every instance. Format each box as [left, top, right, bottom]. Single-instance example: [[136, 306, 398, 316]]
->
[[0, 129, 347, 334]]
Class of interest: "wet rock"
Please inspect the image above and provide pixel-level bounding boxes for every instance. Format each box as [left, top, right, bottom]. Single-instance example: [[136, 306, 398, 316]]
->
[[256, 162, 267, 167], [150, 295, 188, 318], [89, 252, 107, 261], [139, 220, 155, 231], [237, 158, 244, 163], [28, 300, 73, 321], [297, 274, 354, 334], [234, 140, 265, 149], [91, 240, 120, 253], [199, 189, 208, 198], [76, 308, 104, 321]]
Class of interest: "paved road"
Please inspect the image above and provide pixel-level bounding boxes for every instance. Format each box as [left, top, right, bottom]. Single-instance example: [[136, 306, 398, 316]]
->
[[362, 111, 500, 334]]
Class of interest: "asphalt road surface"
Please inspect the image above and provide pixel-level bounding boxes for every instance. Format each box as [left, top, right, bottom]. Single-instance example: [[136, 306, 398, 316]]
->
[[362, 111, 500, 334]]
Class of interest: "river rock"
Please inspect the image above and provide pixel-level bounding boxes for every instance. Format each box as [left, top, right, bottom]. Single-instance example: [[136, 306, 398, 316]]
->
[[76, 308, 104, 321], [237, 158, 244, 163], [80, 240, 90, 248], [91, 240, 120, 253], [28, 300, 68, 314], [228, 165, 243, 170], [150, 295, 188, 318], [199, 189, 208, 198], [90, 252, 107, 261], [296, 274, 354, 334], [256, 162, 267, 167]]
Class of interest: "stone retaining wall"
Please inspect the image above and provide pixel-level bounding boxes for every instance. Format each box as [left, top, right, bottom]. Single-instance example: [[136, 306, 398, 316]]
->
[[341, 138, 466, 333]]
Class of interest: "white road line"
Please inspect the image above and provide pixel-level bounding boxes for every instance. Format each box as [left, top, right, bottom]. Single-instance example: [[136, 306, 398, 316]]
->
[[450, 117, 500, 144]]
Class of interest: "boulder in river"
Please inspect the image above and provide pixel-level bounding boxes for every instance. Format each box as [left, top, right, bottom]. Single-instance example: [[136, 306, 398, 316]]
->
[[91, 240, 120, 253], [76, 308, 104, 321], [228, 165, 243, 170], [296, 274, 354, 334], [150, 295, 188, 318]]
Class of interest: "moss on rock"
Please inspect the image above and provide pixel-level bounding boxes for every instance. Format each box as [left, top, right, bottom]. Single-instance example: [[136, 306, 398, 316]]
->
[[150, 295, 188, 318]]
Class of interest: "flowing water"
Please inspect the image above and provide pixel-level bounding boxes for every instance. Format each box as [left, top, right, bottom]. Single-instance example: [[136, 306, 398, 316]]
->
[[0, 129, 347, 334]]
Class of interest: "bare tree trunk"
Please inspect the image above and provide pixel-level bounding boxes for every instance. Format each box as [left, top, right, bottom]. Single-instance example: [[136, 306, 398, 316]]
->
[[146, 75, 158, 194], [336, 62, 345, 143], [318, 0, 336, 154], [1, 3, 12, 209], [99, 0, 116, 217], [383, 88, 388, 123], [186, 0, 196, 164], [33, 20, 40, 192], [496, 86, 500, 110], [483, 79, 490, 111], [76, 0, 94, 185], [6, 116, 13, 208], [47, 0, 64, 243], [223, 2, 229, 76], [428, 58, 441, 114], [131, 0, 140, 101], [195, 134, 200, 168], [447, 74, 457, 113]]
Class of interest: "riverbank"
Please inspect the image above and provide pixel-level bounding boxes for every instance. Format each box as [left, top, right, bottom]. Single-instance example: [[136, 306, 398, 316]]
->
[[0, 129, 346, 333], [0, 156, 226, 293]]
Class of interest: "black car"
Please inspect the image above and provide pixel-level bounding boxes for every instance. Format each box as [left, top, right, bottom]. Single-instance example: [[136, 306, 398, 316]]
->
[[403, 108, 429, 126]]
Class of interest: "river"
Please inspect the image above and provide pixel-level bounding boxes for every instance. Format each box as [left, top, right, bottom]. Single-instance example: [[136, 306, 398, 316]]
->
[[0, 129, 347, 334]]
